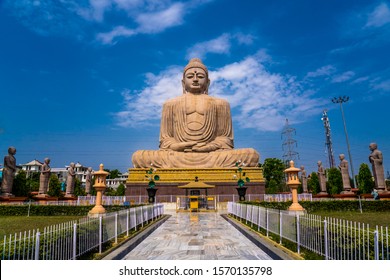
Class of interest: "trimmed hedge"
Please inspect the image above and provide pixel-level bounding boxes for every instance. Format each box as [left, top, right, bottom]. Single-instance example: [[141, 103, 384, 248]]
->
[[242, 200, 390, 212], [0, 205, 136, 216]]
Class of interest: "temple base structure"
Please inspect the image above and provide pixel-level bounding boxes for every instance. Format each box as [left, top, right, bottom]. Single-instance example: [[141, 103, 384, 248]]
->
[[125, 167, 265, 199]]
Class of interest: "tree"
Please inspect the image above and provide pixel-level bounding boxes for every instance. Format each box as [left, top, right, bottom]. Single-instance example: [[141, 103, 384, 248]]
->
[[73, 177, 86, 196], [326, 167, 343, 194], [13, 170, 28, 197], [26, 172, 40, 192], [104, 187, 116, 196], [116, 183, 126, 196], [357, 163, 375, 194], [48, 174, 63, 198], [307, 172, 320, 194], [262, 158, 286, 193], [110, 169, 121, 179]]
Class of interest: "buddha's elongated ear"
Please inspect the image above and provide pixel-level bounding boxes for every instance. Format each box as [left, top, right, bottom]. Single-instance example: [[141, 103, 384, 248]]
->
[[182, 79, 186, 94], [204, 78, 210, 94]]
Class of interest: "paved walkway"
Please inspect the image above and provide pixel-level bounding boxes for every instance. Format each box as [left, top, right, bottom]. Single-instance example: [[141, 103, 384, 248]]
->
[[120, 210, 273, 260]]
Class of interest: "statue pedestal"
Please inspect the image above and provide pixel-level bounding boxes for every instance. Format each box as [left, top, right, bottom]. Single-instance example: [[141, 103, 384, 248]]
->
[[88, 205, 106, 218], [126, 168, 265, 197], [0, 193, 15, 198], [313, 193, 331, 199], [34, 195, 58, 205], [0, 196, 27, 203]]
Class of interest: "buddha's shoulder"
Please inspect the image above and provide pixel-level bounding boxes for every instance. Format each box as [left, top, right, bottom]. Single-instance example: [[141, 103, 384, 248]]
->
[[163, 96, 184, 106], [209, 95, 230, 106]]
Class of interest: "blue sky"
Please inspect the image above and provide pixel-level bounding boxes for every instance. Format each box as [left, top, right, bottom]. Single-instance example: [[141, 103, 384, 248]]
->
[[0, 0, 389, 177]]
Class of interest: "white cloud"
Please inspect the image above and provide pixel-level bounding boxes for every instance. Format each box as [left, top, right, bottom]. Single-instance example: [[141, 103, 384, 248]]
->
[[135, 2, 185, 33], [76, 0, 112, 22], [373, 79, 390, 91], [305, 65, 336, 78], [96, 25, 136, 44], [96, 2, 188, 44], [116, 67, 183, 127], [5, 0, 208, 44], [331, 71, 355, 83], [233, 32, 256, 45], [186, 34, 231, 59], [186, 32, 255, 59], [116, 53, 326, 131], [365, 2, 390, 28]]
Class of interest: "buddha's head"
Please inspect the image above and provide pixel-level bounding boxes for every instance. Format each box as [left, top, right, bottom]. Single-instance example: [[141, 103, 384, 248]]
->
[[182, 58, 210, 95]]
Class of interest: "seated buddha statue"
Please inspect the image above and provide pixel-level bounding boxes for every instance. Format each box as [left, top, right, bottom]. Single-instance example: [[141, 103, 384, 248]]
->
[[131, 58, 260, 168]]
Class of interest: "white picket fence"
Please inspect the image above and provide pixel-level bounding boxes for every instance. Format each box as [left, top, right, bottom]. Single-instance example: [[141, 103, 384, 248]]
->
[[1, 204, 164, 260], [228, 202, 389, 260], [264, 193, 313, 202]]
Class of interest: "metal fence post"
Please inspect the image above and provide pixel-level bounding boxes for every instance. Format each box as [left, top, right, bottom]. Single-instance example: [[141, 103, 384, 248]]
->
[[99, 216, 102, 254], [374, 229, 379, 260], [279, 211, 283, 244], [115, 213, 118, 244], [141, 206, 144, 228], [296, 213, 300, 255], [324, 219, 328, 260], [34, 231, 40, 260], [266, 208, 269, 237], [73, 223, 77, 260], [126, 210, 129, 236]]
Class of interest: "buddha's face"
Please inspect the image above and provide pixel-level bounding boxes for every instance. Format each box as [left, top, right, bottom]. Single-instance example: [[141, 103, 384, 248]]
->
[[183, 67, 209, 94]]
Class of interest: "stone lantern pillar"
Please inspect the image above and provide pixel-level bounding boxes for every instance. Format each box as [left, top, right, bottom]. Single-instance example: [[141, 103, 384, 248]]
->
[[284, 160, 305, 212], [88, 164, 109, 217]]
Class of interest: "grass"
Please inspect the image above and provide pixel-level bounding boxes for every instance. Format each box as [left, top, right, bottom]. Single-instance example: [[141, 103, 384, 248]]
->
[[0, 216, 84, 239], [307, 211, 390, 228]]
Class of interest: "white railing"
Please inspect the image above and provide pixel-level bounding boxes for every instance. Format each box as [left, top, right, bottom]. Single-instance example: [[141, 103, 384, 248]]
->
[[228, 202, 389, 260], [1, 204, 164, 260], [77, 196, 126, 206], [264, 193, 313, 202]]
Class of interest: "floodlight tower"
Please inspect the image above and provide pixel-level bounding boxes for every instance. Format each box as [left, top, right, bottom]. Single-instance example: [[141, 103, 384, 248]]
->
[[321, 110, 335, 168], [331, 96, 357, 187]]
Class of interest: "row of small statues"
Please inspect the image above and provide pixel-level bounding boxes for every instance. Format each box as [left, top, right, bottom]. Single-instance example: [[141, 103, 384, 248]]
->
[[1, 142, 386, 197], [300, 143, 386, 194], [0, 147, 94, 198]]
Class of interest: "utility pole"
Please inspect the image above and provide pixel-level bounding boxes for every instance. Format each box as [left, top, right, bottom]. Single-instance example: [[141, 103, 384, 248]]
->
[[281, 119, 300, 166], [321, 110, 335, 168], [331, 96, 357, 188]]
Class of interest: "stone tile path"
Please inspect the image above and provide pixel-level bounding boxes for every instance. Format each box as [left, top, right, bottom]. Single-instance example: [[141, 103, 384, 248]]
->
[[122, 210, 273, 260]]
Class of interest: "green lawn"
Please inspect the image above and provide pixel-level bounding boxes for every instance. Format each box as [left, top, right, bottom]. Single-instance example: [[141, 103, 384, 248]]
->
[[0, 216, 84, 239], [308, 211, 390, 228]]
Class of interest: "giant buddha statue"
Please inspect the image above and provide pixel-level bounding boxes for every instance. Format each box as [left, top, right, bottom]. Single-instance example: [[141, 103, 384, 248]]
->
[[131, 58, 260, 168]]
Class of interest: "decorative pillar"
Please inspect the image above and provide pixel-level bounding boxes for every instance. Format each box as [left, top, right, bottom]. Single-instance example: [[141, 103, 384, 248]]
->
[[284, 160, 305, 212], [88, 164, 109, 217]]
